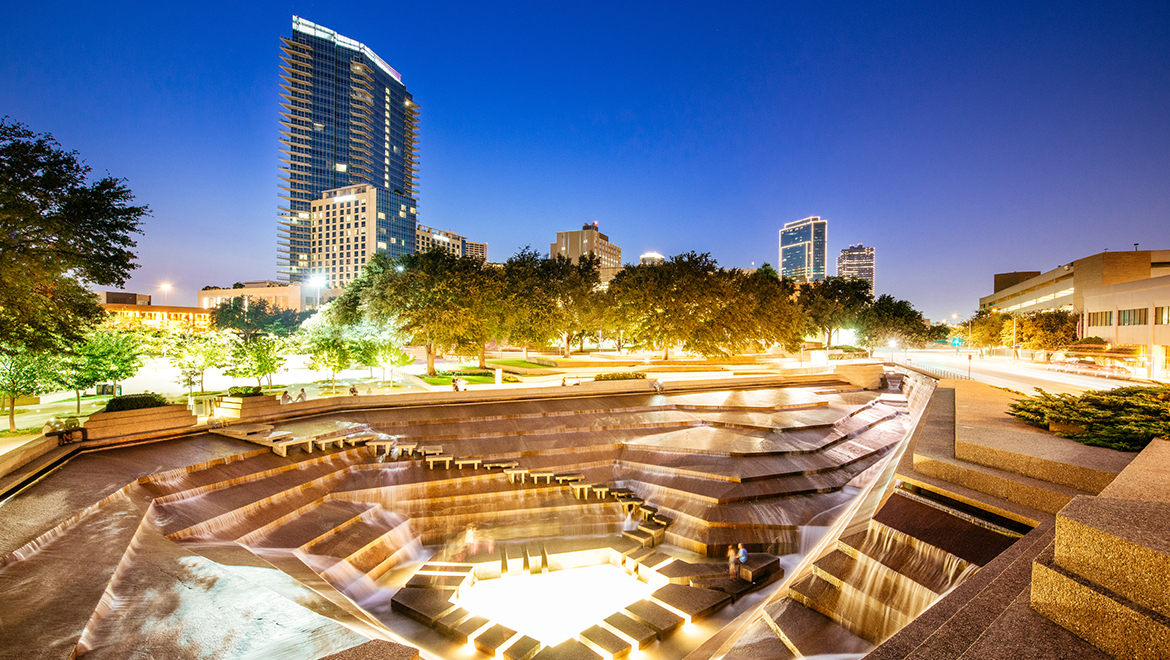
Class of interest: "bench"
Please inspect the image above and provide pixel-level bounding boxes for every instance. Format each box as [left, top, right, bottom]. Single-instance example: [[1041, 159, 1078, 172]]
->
[[420, 445, 444, 457], [271, 437, 314, 457], [454, 458, 482, 470], [554, 473, 584, 484], [503, 468, 529, 484], [483, 460, 519, 470], [530, 470, 555, 484], [426, 455, 454, 470], [569, 482, 592, 499]]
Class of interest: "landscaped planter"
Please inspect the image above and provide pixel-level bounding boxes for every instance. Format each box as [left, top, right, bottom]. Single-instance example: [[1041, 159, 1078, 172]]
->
[[215, 395, 284, 419], [1049, 421, 1088, 435], [83, 405, 197, 441]]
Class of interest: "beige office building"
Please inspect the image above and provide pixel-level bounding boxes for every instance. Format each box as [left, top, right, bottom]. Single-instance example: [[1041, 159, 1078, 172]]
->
[[465, 240, 487, 261], [551, 222, 622, 270], [416, 224, 465, 256], [979, 250, 1170, 315], [1081, 275, 1170, 381], [307, 185, 383, 288], [198, 281, 307, 313]]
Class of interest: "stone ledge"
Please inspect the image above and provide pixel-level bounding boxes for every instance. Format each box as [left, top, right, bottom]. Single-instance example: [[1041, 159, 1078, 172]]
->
[[912, 453, 1086, 515], [955, 440, 1118, 495], [1031, 545, 1170, 660]]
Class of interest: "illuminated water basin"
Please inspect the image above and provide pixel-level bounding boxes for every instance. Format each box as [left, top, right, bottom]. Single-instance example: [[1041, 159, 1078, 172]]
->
[[456, 564, 653, 646]]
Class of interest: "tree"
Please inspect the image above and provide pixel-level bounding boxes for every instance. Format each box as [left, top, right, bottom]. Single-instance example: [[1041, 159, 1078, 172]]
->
[[0, 119, 146, 354], [0, 345, 59, 432], [857, 295, 931, 350], [542, 253, 602, 358], [224, 335, 287, 389], [501, 247, 559, 359], [798, 277, 874, 347], [211, 297, 310, 341], [609, 252, 733, 359], [966, 311, 1006, 349], [58, 330, 149, 413], [733, 269, 808, 353], [1017, 310, 1079, 352], [300, 313, 352, 393], [168, 332, 229, 394], [334, 251, 499, 376], [347, 320, 411, 381]]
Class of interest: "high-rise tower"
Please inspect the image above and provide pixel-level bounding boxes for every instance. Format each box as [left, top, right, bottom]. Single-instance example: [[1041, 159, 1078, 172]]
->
[[779, 216, 827, 282], [837, 244, 875, 291], [278, 16, 419, 282]]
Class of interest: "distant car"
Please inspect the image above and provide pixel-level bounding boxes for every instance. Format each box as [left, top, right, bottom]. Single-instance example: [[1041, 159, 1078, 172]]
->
[[1097, 365, 1131, 379]]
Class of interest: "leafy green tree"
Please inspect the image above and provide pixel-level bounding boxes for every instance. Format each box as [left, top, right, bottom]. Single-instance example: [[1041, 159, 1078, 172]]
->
[[1016, 310, 1079, 352], [542, 253, 602, 358], [224, 335, 288, 389], [57, 330, 148, 413], [347, 320, 411, 381], [857, 295, 931, 350], [212, 297, 310, 340], [333, 250, 498, 376], [610, 252, 733, 359], [300, 313, 352, 393], [168, 332, 229, 394], [0, 119, 146, 354], [756, 262, 780, 279], [965, 311, 1006, 349], [798, 276, 874, 347], [733, 269, 808, 353], [501, 247, 559, 359], [0, 345, 60, 432]]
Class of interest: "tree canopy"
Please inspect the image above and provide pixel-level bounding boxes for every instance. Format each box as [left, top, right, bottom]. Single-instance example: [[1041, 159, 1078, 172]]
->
[[0, 119, 147, 353]]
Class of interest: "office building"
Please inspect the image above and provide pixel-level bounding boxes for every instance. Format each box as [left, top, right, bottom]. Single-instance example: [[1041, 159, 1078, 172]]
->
[[198, 282, 307, 313], [550, 222, 622, 270], [979, 250, 1170, 316], [779, 216, 827, 282], [416, 224, 466, 257], [98, 292, 151, 305], [464, 240, 488, 261], [307, 184, 390, 288], [640, 252, 665, 266], [1081, 275, 1170, 380], [278, 16, 419, 282], [837, 244, 875, 290]]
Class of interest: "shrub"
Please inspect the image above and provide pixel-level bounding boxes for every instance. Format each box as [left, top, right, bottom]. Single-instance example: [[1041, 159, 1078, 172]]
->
[[594, 372, 647, 381], [228, 385, 264, 397], [1008, 386, 1170, 452], [104, 393, 170, 413]]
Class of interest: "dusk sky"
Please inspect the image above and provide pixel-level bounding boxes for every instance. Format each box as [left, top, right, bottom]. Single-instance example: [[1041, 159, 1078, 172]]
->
[[5, 2, 1168, 322]]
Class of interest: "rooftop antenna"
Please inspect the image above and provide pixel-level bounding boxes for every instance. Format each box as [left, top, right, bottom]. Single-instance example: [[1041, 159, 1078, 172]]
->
[[1135, 243, 1139, 251]]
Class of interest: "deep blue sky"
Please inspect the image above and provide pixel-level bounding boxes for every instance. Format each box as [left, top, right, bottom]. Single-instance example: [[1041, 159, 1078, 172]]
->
[[5, 2, 1169, 321]]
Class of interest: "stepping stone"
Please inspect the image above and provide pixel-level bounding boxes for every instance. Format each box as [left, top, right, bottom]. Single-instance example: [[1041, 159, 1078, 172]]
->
[[624, 599, 683, 639], [624, 547, 654, 570], [638, 505, 658, 520], [603, 612, 657, 649], [580, 624, 631, 659], [651, 583, 732, 622], [435, 607, 473, 635], [420, 445, 444, 456], [504, 635, 542, 660], [452, 614, 491, 644], [425, 454, 453, 470], [623, 529, 654, 548], [738, 553, 781, 583], [406, 572, 469, 591], [554, 473, 584, 484], [475, 623, 517, 655], [532, 638, 601, 660], [390, 587, 457, 626], [505, 467, 529, 483], [591, 484, 610, 499], [455, 457, 482, 469], [485, 459, 520, 469], [569, 482, 592, 499], [530, 470, 555, 483], [652, 514, 673, 526], [637, 521, 667, 544]]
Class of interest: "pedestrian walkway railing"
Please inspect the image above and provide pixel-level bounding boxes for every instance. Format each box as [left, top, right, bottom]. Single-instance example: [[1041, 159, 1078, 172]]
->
[[893, 360, 970, 381]]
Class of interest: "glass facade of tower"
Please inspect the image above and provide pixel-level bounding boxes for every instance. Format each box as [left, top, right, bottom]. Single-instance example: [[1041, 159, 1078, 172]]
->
[[837, 244, 875, 291], [779, 216, 827, 282], [278, 16, 419, 281]]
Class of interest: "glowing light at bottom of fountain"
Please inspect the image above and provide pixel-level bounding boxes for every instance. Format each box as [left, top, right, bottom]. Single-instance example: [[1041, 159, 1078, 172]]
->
[[455, 564, 653, 646]]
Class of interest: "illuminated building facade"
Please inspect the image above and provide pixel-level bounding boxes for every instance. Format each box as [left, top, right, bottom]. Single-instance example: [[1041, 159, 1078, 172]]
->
[[416, 224, 466, 257], [779, 216, 827, 282], [550, 223, 622, 269], [837, 244, 875, 290], [278, 16, 419, 281]]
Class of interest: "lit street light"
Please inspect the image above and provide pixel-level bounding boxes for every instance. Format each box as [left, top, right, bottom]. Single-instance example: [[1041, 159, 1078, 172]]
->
[[160, 282, 171, 305], [309, 275, 325, 309]]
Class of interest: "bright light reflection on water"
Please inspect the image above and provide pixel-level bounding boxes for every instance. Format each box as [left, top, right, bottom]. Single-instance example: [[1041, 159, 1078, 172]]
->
[[456, 564, 652, 646]]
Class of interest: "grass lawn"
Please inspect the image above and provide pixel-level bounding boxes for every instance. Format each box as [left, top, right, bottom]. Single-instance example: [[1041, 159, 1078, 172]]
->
[[421, 374, 501, 386], [488, 359, 557, 370], [0, 426, 46, 438]]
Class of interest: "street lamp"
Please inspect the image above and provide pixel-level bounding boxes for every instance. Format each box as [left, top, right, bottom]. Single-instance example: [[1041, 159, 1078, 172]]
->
[[888, 339, 897, 362], [309, 275, 325, 309], [160, 282, 171, 305]]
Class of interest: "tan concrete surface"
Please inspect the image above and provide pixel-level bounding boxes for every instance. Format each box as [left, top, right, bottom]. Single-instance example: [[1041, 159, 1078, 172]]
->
[[1098, 438, 1170, 502], [951, 380, 1133, 494]]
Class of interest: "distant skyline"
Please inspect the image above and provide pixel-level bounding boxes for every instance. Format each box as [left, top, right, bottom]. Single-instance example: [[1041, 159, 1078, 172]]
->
[[4, 1, 1168, 322]]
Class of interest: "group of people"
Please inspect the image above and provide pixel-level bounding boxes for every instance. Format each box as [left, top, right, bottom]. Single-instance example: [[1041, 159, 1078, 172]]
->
[[451, 378, 468, 391], [728, 543, 748, 578], [279, 389, 308, 405]]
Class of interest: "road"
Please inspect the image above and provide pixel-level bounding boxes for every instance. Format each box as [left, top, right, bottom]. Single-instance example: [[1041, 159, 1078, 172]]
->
[[893, 349, 1133, 396]]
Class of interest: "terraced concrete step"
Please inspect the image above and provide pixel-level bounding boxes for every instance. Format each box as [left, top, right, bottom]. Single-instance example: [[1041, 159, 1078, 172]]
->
[[788, 574, 897, 645], [1055, 496, 1170, 618], [245, 500, 373, 549], [814, 549, 937, 618], [913, 449, 1092, 516], [838, 524, 973, 595], [766, 598, 874, 658]]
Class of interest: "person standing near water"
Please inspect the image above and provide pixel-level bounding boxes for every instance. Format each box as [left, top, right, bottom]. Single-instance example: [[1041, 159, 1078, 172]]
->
[[728, 545, 737, 578]]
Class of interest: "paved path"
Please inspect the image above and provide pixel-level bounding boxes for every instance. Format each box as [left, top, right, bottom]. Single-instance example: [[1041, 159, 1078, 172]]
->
[[900, 350, 1134, 395]]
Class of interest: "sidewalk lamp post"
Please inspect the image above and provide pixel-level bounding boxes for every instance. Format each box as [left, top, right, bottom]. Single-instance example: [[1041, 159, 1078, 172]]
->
[[160, 282, 171, 305], [309, 275, 325, 310], [888, 339, 897, 363]]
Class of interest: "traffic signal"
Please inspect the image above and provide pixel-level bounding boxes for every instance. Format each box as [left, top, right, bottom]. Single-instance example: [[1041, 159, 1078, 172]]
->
[[951, 337, 962, 346]]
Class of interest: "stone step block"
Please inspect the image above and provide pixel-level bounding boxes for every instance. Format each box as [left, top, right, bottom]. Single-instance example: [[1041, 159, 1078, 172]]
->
[[767, 598, 873, 658], [651, 583, 732, 622], [474, 623, 518, 656], [532, 638, 601, 660], [814, 550, 933, 619], [389, 587, 457, 626], [503, 636, 542, 660], [579, 624, 631, 659], [838, 524, 972, 595], [1055, 495, 1170, 618], [1032, 544, 1170, 660], [602, 612, 657, 649], [623, 599, 684, 639]]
